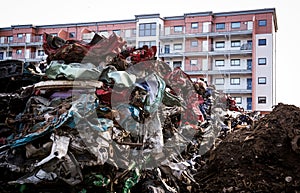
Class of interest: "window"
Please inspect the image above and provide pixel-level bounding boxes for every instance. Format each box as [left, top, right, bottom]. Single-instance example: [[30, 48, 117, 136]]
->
[[216, 23, 225, 30], [38, 50, 45, 56], [191, 40, 198, 47], [50, 33, 58, 37], [231, 22, 241, 29], [190, 59, 198, 65], [174, 44, 182, 50], [215, 60, 225, 67], [258, 39, 266, 46], [231, 40, 241, 47], [173, 61, 182, 68], [215, 41, 225, 48], [113, 30, 121, 36], [6, 51, 12, 57], [139, 23, 156, 36], [16, 49, 22, 55], [164, 45, 170, 54], [8, 36, 13, 43], [138, 41, 156, 48], [258, 77, 267, 84], [174, 26, 183, 32], [232, 97, 242, 104], [258, 20, 267, 26], [69, 32, 76, 38], [215, 78, 224, 85], [230, 78, 240, 85], [17, 33, 23, 39], [258, 58, 267, 65], [231, 59, 240, 66], [258, 97, 267, 104], [191, 22, 198, 29]]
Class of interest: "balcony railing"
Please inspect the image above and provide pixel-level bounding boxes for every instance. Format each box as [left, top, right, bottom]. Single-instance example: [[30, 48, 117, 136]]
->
[[0, 52, 46, 62], [0, 36, 43, 46]]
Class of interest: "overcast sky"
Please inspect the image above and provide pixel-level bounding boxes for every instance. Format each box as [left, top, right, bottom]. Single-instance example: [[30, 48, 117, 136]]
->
[[1, 0, 299, 107]]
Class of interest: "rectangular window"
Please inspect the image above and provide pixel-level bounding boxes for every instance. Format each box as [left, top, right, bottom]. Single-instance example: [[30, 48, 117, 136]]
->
[[8, 36, 13, 43], [113, 30, 121, 35], [231, 22, 241, 29], [258, 39, 266, 46], [258, 58, 267, 65], [50, 33, 58, 37], [215, 78, 224, 85], [6, 51, 12, 57], [230, 78, 240, 85], [258, 97, 267, 104], [139, 23, 156, 37], [173, 61, 182, 68], [258, 77, 267, 84], [231, 59, 240, 66], [258, 20, 267, 26], [138, 41, 156, 48], [16, 49, 22, 55], [69, 32, 76, 38], [38, 50, 45, 56], [191, 40, 198, 47], [191, 22, 198, 29], [232, 97, 242, 104], [174, 44, 182, 50], [215, 60, 225, 67], [174, 26, 183, 32], [216, 23, 225, 30], [215, 41, 225, 48], [190, 59, 198, 65], [17, 33, 23, 39], [231, 40, 241, 47]]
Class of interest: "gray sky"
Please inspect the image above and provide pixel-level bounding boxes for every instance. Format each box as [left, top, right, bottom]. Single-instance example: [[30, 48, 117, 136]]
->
[[1, 0, 299, 107]]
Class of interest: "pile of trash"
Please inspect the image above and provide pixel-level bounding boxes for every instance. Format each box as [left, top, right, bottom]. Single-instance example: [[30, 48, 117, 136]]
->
[[0, 32, 257, 193]]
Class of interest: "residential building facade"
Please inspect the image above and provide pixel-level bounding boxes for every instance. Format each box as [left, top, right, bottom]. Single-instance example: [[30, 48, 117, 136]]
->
[[0, 8, 277, 112]]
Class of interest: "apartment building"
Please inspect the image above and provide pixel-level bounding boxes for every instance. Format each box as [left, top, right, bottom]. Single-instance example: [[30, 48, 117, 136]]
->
[[0, 8, 277, 112]]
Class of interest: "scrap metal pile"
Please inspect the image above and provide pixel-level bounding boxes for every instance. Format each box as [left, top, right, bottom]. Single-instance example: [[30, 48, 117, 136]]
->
[[0, 33, 254, 193]]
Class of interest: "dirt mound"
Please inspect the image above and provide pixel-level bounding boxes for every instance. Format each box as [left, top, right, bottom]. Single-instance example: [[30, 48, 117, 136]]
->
[[196, 103, 300, 192]]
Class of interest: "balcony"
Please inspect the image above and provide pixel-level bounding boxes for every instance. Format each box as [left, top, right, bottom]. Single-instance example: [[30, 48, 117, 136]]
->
[[0, 36, 43, 47], [0, 52, 46, 62]]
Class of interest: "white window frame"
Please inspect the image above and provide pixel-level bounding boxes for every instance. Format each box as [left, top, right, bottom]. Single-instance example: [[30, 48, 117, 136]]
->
[[231, 59, 240, 66], [258, 77, 267, 84], [215, 41, 225, 48], [230, 78, 240, 85], [190, 59, 198, 65], [215, 60, 225, 67], [174, 43, 182, 50], [215, 78, 225, 85]]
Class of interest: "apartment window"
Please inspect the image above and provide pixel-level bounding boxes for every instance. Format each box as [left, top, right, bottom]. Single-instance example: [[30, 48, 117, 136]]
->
[[258, 39, 267, 46], [16, 49, 22, 55], [38, 50, 45, 56], [132, 29, 136, 35], [191, 40, 198, 47], [17, 33, 23, 39], [215, 41, 225, 48], [258, 77, 267, 84], [113, 30, 121, 36], [50, 33, 58, 37], [231, 22, 241, 29], [258, 58, 267, 65], [138, 41, 156, 48], [139, 23, 156, 37], [6, 51, 12, 57], [190, 59, 198, 65], [8, 36, 13, 43], [173, 61, 182, 68], [215, 60, 225, 67], [174, 26, 183, 32], [231, 40, 241, 47], [174, 44, 182, 50], [69, 32, 76, 38], [215, 78, 224, 85], [230, 78, 240, 85], [191, 22, 198, 29], [231, 59, 240, 66], [216, 23, 225, 30], [258, 97, 267, 104], [258, 20, 267, 26], [232, 97, 242, 104]]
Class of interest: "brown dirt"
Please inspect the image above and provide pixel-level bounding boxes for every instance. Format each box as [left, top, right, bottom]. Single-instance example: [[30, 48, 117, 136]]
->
[[195, 103, 300, 192]]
